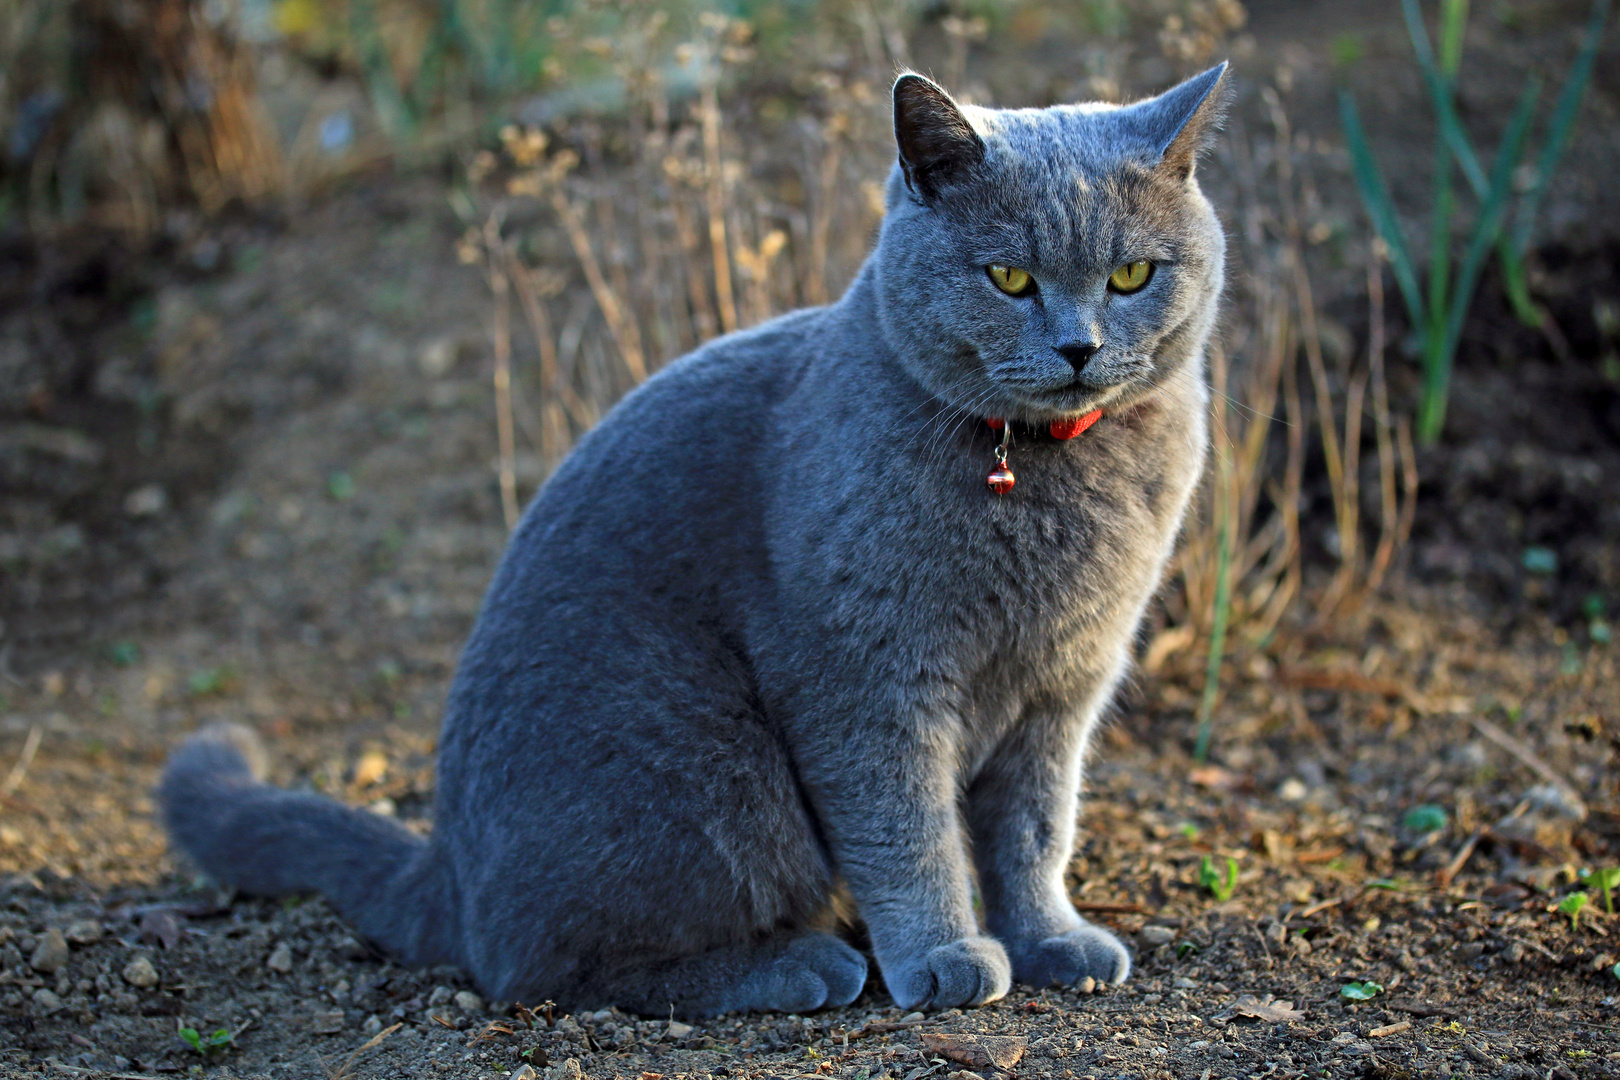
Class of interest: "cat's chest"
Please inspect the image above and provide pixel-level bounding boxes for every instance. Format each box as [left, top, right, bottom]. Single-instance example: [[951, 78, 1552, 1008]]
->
[[772, 402, 1203, 684]]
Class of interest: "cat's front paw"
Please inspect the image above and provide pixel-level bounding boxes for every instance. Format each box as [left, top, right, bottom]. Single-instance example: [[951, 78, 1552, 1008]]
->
[[1010, 924, 1131, 988], [884, 936, 1011, 1011]]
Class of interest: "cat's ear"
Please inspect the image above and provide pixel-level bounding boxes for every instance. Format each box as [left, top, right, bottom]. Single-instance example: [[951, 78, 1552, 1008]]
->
[[1121, 62, 1231, 181], [892, 73, 986, 202]]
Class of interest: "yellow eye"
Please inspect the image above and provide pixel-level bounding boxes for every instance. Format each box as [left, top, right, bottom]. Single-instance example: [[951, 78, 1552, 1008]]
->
[[1108, 261, 1152, 293], [988, 264, 1034, 296]]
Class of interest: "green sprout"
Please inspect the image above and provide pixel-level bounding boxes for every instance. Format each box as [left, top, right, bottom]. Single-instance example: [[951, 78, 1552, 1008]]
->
[[1341, 980, 1384, 1001], [1199, 855, 1239, 902], [179, 1026, 234, 1056], [1580, 868, 1619, 914], [1558, 891, 1589, 930], [1402, 804, 1448, 834], [1522, 547, 1558, 575]]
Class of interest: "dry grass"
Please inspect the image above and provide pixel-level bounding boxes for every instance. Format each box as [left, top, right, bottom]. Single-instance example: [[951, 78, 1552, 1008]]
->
[[469, 9, 1418, 734]]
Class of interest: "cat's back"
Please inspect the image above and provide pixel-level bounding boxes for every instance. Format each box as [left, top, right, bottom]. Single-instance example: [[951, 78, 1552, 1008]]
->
[[454, 305, 831, 666]]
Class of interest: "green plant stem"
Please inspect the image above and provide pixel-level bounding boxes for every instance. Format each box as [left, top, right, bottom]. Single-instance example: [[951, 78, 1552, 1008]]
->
[[1512, 0, 1611, 260]]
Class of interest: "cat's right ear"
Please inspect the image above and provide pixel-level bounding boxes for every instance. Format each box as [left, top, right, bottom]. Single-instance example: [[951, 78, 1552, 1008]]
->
[[892, 74, 985, 203]]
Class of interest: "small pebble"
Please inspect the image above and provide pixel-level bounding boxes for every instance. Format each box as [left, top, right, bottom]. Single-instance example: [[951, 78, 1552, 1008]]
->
[[666, 1019, 694, 1040], [361, 1014, 383, 1037], [1138, 925, 1175, 947], [122, 956, 159, 988], [32, 987, 64, 1014], [900, 1011, 926, 1022], [63, 920, 103, 945], [508, 1066, 537, 1080], [1172, 976, 1199, 989], [428, 985, 455, 1007], [311, 1008, 346, 1034], [1078, 976, 1097, 995], [266, 942, 294, 973], [29, 928, 69, 973], [454, 990, 484, 1013]]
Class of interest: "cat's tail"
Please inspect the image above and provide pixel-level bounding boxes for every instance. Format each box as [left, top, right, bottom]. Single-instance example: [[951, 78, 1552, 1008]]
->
[[160, 724, 458, 967]]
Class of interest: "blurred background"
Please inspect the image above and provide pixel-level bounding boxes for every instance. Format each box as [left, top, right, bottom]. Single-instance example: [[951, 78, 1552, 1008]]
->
[[0, 2, 1617, 1069]]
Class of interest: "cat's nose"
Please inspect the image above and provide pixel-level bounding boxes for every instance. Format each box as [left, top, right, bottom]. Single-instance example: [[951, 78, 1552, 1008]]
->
[[1056, 341, 1100, 373]]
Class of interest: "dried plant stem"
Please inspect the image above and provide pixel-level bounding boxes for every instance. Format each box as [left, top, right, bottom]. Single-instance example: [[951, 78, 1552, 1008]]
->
[[1, 725, 42, 797], [807, 121, 845, 307], [668, 189, 718, 343], [1365, 262, 1401, 594], [1195, 345, 1236, 762], [483, 216, 520, 531], [701, 67, 739, 334], [505, 253, 592, 463], [549, 188, 647, 384]]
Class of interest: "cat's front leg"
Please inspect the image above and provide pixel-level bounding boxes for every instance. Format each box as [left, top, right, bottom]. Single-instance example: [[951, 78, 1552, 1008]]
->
[[967, 711, 1131, 988], [799, 718, 1012, 1012]]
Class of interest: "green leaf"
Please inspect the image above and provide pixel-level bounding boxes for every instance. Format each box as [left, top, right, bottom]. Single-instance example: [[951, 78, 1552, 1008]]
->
[[1339, 93, 1425, 329], [179, 1028, 202, 1052], [1582, 867, 1619, 912], [327, 470, 357, 501], [1521, 546, 1558, 575], [1511, 0, 1612, 256], [1199, 855, 1239, 902], [1441, 74, 1539, 356], [1584, 868, 1620, 891], [1401, 0, 1486, 191], [1559, 891, 1589, 929], [1612, 961, 1619, 983], [1341, 980, 1384, 1001], [1402, 804, 1449, 834]]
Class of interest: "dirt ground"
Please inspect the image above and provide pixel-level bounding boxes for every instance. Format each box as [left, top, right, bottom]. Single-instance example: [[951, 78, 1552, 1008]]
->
[[3, 2, 1620, 1078]]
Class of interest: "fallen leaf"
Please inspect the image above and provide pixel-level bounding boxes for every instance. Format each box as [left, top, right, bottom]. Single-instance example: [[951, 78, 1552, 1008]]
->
[[352, 750, 389, 788], [919, 1033, 1026, 1072], [139, 909, 184, 950], [1224, 994, 1307, 1022], [1188, 765, 1246, 791]]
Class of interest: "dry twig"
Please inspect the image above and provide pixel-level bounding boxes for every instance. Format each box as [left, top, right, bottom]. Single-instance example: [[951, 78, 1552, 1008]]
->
[[1, 725, 41, 797], [1470, 715, 1587, 820]]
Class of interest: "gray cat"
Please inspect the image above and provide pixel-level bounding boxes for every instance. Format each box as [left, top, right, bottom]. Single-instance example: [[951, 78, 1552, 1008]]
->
[[162, 64, 1228, 1018]]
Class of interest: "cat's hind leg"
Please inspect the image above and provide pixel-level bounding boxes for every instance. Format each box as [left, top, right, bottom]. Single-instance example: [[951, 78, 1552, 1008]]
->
[[598, 931, 868, 1018]]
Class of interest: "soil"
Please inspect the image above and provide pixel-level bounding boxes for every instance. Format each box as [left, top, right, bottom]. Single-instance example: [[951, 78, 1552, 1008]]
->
[[2, 3, 1619, 1079]]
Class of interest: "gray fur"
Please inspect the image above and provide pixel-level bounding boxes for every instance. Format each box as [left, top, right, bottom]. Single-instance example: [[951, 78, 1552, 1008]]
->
[[161, 64, 1230, 1017]]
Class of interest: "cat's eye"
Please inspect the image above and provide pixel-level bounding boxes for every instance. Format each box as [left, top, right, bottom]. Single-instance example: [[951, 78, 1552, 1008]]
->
[[1108, 261, 1153, 294], [987, 264, 1034, 296]]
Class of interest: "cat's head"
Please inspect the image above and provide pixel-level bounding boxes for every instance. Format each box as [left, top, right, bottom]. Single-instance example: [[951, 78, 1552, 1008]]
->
[[872, 65, 1230, 425]]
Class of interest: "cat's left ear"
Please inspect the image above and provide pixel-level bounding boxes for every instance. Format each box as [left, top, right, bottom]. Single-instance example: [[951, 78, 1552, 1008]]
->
[[1122, 62, 1231, 181], [892, 73, 986, 203]]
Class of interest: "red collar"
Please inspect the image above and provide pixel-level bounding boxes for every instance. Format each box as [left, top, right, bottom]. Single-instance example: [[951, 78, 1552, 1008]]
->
[[984, 409, 1103, 493], [984, 409, 1103, 441]]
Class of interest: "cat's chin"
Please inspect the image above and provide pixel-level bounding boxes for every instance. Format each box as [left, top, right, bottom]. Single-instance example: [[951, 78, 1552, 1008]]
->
[[991, 382, 1130, 423]]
